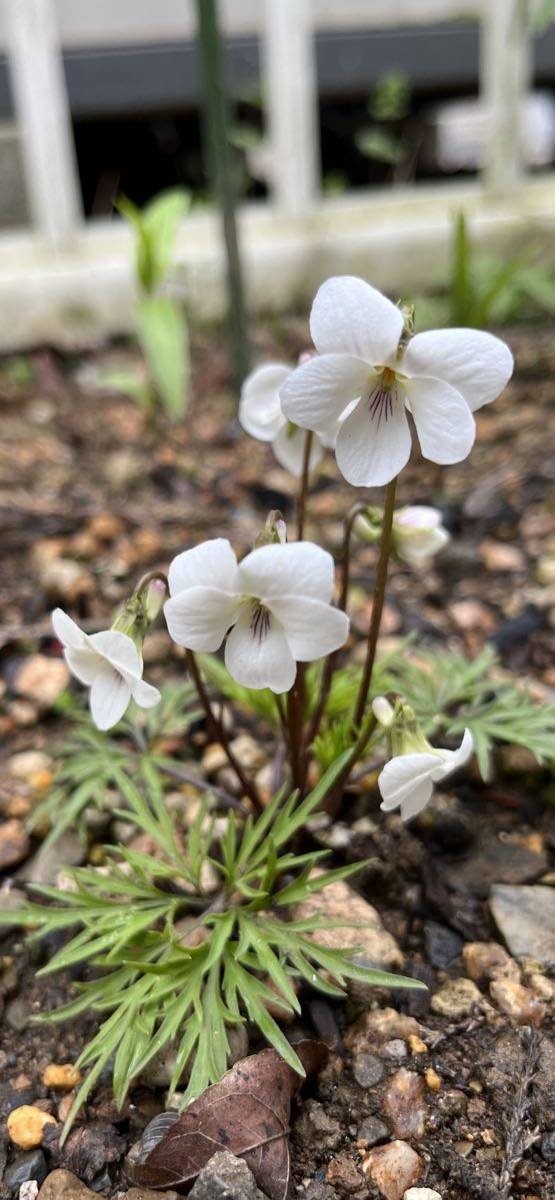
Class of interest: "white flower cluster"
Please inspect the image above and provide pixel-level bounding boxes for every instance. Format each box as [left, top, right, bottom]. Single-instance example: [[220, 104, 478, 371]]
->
[[52, 275, 514, 821]]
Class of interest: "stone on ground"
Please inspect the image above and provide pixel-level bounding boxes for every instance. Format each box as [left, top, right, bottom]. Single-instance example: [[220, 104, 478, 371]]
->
[[361, 1140, 423, 1200], [430, 977, 487, 1019], [292, 876, 403, 971], [7, 1106, 57, 1150], [489, 884, 555, 969], [37, 1170, 97, 1199], [187, 1151, 268, 1199], [462, 940, 519, 985]]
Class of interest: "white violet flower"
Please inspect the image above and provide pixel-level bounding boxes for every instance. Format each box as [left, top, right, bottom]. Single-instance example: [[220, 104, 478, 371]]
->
[[239, 362, 331, 476], [373, 693, 474, 821], [164, 538, 349, 693], [280, 275, 514, 487], [393, 505, 450, 566], [52, 608, 161, 731]]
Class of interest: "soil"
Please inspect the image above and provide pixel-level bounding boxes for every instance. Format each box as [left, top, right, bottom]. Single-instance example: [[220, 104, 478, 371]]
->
[[0, 320, 554, 1200]]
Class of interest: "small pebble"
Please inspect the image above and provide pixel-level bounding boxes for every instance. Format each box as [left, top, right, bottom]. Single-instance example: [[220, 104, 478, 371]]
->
[[462, 941, 519, 985], [0, 820, 30, 870], [5, 999, 32, 1033], [383, 1069, 427, 1140], [352, 1052, 384, 1088], [430, 977, 485, 1019], [362, 1140, 423, 1200], [19, 1183, 40, 1200], [36, 1170, 98, 1198], [425, 1067, 441, 1092], [383, 1039, 407, 1060], [403, 1191, 443, 1200], [490, 977, 546, 1026], [407, 1035, 427, 1056], [201, 743, 229, 777], [326, 1152, 363, 1193], [228, 734, 267, 773], [357, 1116, 389, 1147], [7, 1107, 57, 1150], [14, 655, 69, 709], [424, 922, 463, 969], [7, 752, 52, 782], [57, 1093, 76, 1124], [42, 1065, 82, 1091], [4, 1149, 47, 1189]]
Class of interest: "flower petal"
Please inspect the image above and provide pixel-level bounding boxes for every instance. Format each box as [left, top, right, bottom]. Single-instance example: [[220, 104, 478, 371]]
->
[[272, 425, 324, 476], [239, 363, 289, 442], [238, 542, 334, 603], [399, 779, 436, 822], [88, 630, 143, 679], [51, 607, 87, 650], [310, 276, 404, 363], [432, 728, 474, 781], [335, 396, 411, 487], [280, 354, 371, 441], [168, 538, 239, 597], [64, 647, 100, 686], [407, 375, 476, 465], [225, 607, 296, 693], [269, 595, 349, 661], [89, 665, 131, 730], [403, 328, 513, 412], [378, 752, 439, 813], [130, 678, 162, 709], [164, 587, 240, 652]]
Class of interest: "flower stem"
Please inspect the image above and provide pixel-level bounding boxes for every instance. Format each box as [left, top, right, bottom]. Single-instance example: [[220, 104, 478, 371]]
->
[[185, 649, 264, 814], [303, 501, 369, 754], [134, 570, 170, 598], [296, 431, 313, 540], [353, 476, 398, 728], [287, 670, 305, 791]]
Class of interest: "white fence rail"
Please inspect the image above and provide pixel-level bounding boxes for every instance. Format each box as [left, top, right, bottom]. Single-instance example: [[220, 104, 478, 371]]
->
[[0, 0, 553, 349]]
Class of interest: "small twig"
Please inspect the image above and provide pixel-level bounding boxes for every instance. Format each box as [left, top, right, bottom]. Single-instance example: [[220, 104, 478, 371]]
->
[[296, 430, 314, 540], [185, 649, 264, 814], [353, 476, 398, 727]]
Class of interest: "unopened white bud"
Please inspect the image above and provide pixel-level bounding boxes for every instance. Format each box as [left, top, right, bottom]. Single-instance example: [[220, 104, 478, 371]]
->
[[372, 696, 395, 728], [393, 506, 449, 567]]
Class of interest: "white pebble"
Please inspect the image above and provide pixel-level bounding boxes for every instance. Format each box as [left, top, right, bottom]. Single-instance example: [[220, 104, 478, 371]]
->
[[19, 1184, 39, 1200], [404, 1190, 443, 1200]]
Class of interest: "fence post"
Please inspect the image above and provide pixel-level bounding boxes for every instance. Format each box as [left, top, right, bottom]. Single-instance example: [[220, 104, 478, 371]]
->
[[262, 0, 320, 215], [480, 0, 531, 196], [5, 0, 82, 244]]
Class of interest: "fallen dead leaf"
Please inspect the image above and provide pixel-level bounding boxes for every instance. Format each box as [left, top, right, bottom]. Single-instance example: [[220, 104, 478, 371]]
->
[[128, 1041, 327, 1199]]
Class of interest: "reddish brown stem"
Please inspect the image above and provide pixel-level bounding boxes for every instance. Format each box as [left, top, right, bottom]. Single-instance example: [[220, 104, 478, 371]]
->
[[185, 649, 264, 813], [353, 476, 398, 728], [303, 501, 370, 755]]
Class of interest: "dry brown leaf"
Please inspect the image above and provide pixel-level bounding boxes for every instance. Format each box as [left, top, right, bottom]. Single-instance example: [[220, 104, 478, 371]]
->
[[129, 1041, 328, 1199]]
